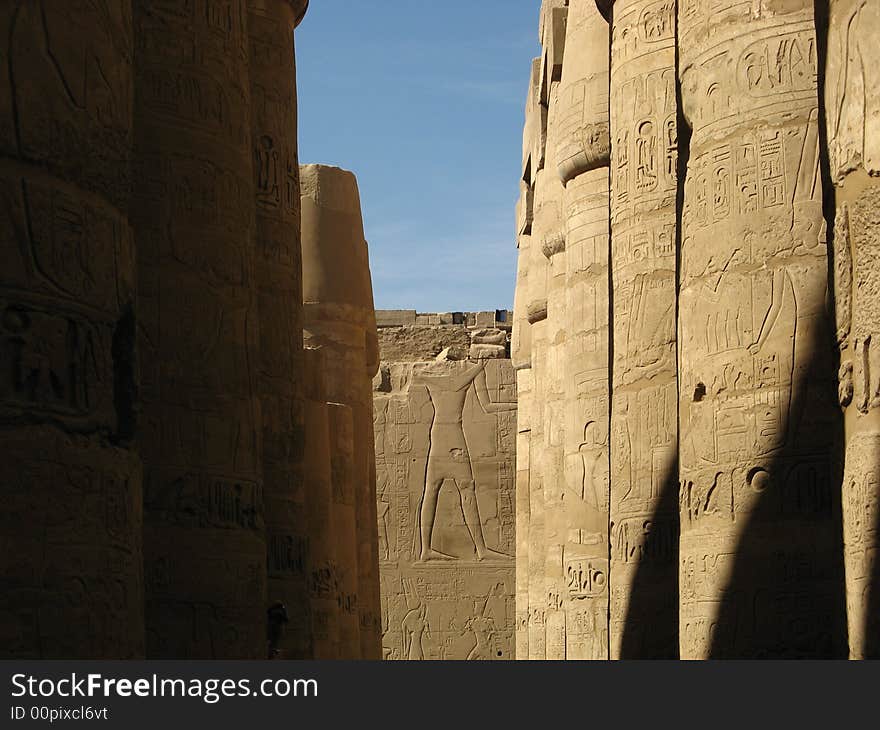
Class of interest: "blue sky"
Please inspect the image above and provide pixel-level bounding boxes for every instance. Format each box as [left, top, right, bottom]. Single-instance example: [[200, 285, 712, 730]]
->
[[296, 1, 540, 311]]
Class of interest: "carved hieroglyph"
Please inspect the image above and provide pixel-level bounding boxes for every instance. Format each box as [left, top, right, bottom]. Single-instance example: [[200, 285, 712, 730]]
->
[[557, 0, 611, 661], [375, 355, 517, 660], [133, 0, 266, 659], [301, 164, 382, 659], [248, 0, 310, 660], [0, 1, 143, 659], [826, 0, 880, 659], [678, 0, 842, 658], [609, 0, 678, 659]]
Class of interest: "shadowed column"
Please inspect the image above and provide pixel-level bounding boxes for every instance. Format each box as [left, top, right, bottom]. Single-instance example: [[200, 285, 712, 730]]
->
[[303, 347, 340, 659], [0, 0, 143, 659], [133, 0, 266, 658], [328, 401, 361, 657], [248, 0, 310, 659], [301, 163, 382, 659], [824, 0, 880, 659]]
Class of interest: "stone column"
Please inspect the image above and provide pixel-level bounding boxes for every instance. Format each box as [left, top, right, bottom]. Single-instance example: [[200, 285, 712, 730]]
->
[[608, 0, 679, 658], [523, 55, 550, 661], [540, 79, 569, 660], [541, 4, 571, 666], [512, 185, 530, 660], [133, 0, 265, 658], [514, 377, 532, 660], [556, 0, 611, 661], [512, 217, 532, 660], [328, 401, 361, 658], [303, 347, 340, 659], [678, 0, 843, 658], [247, 0, 309, 659], [825, 0, 880, 659], [301, 163, 382, 659], [513, 57, 543, 661], [0, 1, 143, 659]]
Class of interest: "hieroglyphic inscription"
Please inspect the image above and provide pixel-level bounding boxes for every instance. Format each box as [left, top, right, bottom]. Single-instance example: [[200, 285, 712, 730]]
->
[[375, 359, 517, 660], [248, 0, 309, 659], [678, 1, 842, 658], [609, 0, 679, 659], [133, 0, 265, 659], [0, 1, 142, 658]]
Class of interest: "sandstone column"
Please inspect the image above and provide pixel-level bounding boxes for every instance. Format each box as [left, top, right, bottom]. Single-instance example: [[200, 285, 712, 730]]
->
[[556, 0, 611, 661], [825, 0, 880, 659], [301, 163, 382, 659], [523, 55, 550, 661], [0, 0, 143, 659], [248, 0, 310, 659], [678, 0, 843, 657], [609, 0, 678, 658], [328, 401, 362, 658], [303, 347, 340, 659], [512, 214, 532, 661], [537, 3, 570, 658], [133, 0, 265, 658]]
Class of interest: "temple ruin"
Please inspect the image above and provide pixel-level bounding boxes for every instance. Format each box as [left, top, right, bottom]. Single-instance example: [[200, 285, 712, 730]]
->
[[1, 0, 880, 661], [373, 311, 517, 660]]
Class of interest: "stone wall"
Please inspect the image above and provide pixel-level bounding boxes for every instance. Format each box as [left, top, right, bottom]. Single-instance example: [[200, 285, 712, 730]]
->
[[374, 313, 517, 659]]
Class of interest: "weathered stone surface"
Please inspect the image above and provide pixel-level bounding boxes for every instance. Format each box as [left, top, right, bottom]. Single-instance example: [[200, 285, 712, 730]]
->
[[378, 324, 471, 362], [512, 233, 533, 371], [249, 0, 309, 660], [377, 310, 417, 327], [609, 0, 678, 659], [374, 357, 517, 659], [0, 0, 143, 659], [133, 0, 266, 659], [556, 0, 610, 184], [0, 429, 143, 659], [826, 0, 880, 659], [514, 370, 533, 659], [301, 163, 382, 659], [328, 401, 361, 657], [554, 0, 612, 662], [678, 0, 843, 658], [539, 81, 570, 661], [303, 347, 340, 659], [523, 58, 547, 190]]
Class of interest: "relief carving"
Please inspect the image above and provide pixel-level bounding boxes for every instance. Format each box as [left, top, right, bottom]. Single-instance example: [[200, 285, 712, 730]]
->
[[375, 347, 516, 660]]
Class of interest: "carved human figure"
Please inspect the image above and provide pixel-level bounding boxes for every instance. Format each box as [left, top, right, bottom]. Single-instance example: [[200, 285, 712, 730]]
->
[[414, 361, 515, 561], [401, 578, 430, 660], [826, 0, 880, 659], [465, 586, 503, 660]]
